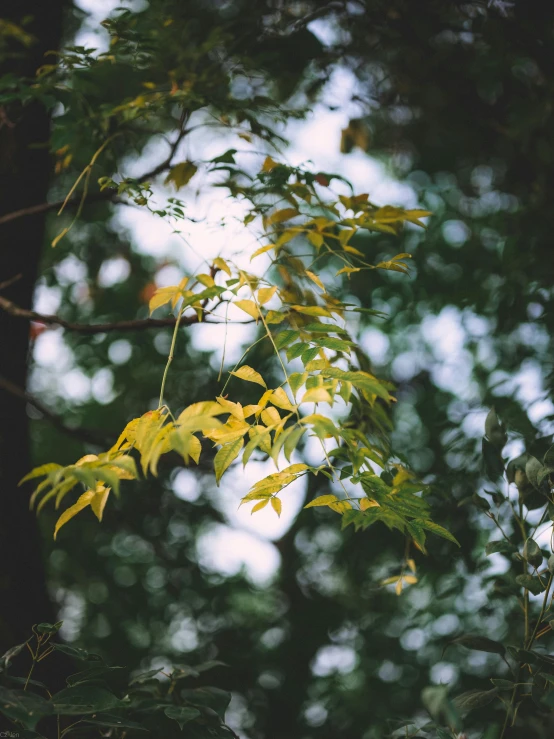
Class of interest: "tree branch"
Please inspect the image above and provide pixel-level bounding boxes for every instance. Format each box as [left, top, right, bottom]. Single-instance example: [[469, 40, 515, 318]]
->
[[0, 294, 201, 333], [0, 294, 254, 334], [0, 125, 188, 227], [0, 375, 112, 447]]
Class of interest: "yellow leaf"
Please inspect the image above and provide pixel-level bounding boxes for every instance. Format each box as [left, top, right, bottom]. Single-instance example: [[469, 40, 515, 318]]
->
[[407, 558, 416, 573], [54, 490, 95, 539], [149, 286, 179, 314], [196, 273, 215, 287], [328, 500, 352, 513], [178, 401, 223, 421], [258, 286, 277, 304], [214, 438, 244, 485], [261, 156, 278, 172], [360, 497, 379, 510], [395, 579, 403, 596], [305, 270, 325, 290], [266, 310, 285, 324], [251, 499, 269, 514], [381, 576, 402, 586], [308, 232, 324, 249], [305, 494, 338, 509], [230, 365, 266, 388], [90, 484, 110, 522], [291, 305, 332, 317], [335, 266, 361, 278], [266, 208, 299, 227], [243, 404, 262, 418], [261, 407, 281, 427], [300, 387, 333, 404], [251, 243, 274, 260], [213, 257, 231, 276], [234, 299, 258, 319], [216, 396, 245, 420], [269, 387, 295, 411], [403, 575, 418, 585], [342, 245, 365, 257], [271, 497, 282, 517]]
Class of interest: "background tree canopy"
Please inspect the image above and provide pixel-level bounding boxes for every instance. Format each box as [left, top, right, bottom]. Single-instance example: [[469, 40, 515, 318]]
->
[[1, 1, 553, 737]]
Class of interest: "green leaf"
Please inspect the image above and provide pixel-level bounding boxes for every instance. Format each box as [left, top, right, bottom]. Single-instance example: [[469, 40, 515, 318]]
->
[[453, 688, 499, 712], [523, 538, 543, 568], [448, 634, 505, 656], [418, 520, 460, 546], [0, 687, 52, 729], [214, 438, 244, 485], [485, 539, 517, 556], [180, 687, 231, 721], [35, 621, 63, 635], [274, 330, 299, 350], [164, 705, 201, 729], [482, 437, 505, 481], [319, 368, 392, 402], [165, 161, 198, 189], [516, 574, 546, 595], [51, 686, 123, 715]]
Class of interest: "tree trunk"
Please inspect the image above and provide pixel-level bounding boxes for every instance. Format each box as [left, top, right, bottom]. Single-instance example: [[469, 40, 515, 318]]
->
[[0, 1, 65, 655]]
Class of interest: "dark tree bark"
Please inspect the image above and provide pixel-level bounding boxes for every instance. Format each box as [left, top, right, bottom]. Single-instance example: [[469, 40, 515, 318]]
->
[[0, 1, 65, 655]]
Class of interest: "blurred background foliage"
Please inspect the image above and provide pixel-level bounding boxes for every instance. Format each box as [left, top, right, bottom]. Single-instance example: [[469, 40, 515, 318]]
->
[[2, 0, 554, 737]]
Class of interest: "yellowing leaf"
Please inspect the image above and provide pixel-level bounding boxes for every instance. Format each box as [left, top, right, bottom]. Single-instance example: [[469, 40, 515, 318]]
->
[[196, 273, 215, 287], [214, 438, 244, 485], [243, 404, 262, 418], [165, 161, 198, 189], [90, 484, 110, 522], [261, 407, 281, 427], [305, 494, 338, 509], [300, 387, 333, 404], [305, 271, 325, 290], [178, 401, 223, 421], [234, 299, 258, 319], [251, 499, 269, 514], [251, 243, 274, 260], [395, 579, 403, 596], [216, 396, 245, 420], [258, 286, 277, 304], [230, 365, 266, 388], [336, 266, 361, 278], [261, 156, 278, 172], [328, 500, 352, 513], [149, 286, 179, 314], [271, 497, 282, 517], [291, 305, 332, 317], [213, 257, 231, 276], [266, 310, 285, 324], [342, 245, 365, 257], [54, 490, 95, 539], [266, 208, 299, 227], [360, 497, 380, 510], [403, 575, 418, 585], [269, 387, 295, 411], [407, 558, 416, 573]]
